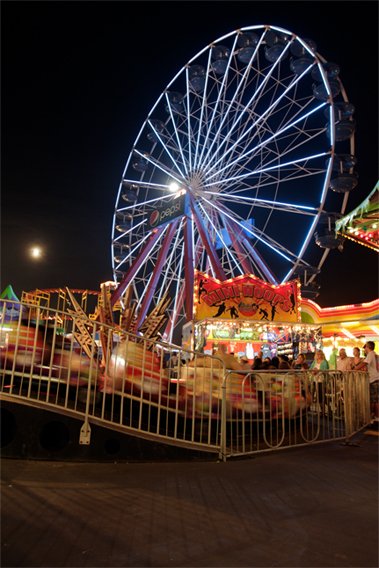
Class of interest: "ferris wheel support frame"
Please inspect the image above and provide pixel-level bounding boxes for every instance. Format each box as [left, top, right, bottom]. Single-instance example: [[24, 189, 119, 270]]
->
[[110, 227, 165, 308], [223, 216, 255, 275], [134, 219, 181, 330], [164, 232, 208, 341], [183, 215, 195, 322], [223, 213, 279, 284], [187, 192, 226, 281]]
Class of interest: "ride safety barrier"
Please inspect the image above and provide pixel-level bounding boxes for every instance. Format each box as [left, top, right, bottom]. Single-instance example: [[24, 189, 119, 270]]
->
[[0, 299, 371, 461]]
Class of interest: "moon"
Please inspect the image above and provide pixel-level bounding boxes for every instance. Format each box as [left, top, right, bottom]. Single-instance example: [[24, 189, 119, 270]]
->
[[31, 247, 42, 259]]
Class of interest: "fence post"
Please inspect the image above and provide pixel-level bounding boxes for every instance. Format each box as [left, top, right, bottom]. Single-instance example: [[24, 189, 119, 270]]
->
[[219, 370, 228, 462], [342, 371, 370, 447], [79, 318, 97, 445]]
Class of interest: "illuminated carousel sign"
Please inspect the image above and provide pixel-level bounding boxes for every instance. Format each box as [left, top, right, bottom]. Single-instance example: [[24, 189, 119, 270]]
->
[[194, 272, 300, 323]]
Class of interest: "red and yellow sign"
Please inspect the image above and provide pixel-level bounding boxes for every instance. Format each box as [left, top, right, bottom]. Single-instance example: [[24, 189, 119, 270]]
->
[[194, 272, 300, 323]]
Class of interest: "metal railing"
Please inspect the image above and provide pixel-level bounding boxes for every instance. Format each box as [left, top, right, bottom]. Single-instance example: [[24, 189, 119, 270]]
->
[[0, 299, 371, 460], [220, 369, 370, 460]]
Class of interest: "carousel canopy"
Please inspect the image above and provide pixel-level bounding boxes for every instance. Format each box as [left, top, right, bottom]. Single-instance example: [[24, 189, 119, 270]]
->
[[0, 284, 26, 324], [1, 284, 20, 302], [335, 181, 379, 251]]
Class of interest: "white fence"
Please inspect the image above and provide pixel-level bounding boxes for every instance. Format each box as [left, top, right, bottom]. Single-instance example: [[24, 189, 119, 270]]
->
[[0, 299, 371, 461], [219, 369, 370, 460]]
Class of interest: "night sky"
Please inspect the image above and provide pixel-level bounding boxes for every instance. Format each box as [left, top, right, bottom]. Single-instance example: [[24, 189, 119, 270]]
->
[[2, 1, 378, 313]]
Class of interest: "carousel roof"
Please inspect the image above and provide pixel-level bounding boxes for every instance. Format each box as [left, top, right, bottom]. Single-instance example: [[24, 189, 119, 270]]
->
[[335, 181, 379, 251]]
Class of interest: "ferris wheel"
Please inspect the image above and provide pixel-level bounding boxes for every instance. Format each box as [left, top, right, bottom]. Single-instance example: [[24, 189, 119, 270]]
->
[[111, 25, 357, 342]]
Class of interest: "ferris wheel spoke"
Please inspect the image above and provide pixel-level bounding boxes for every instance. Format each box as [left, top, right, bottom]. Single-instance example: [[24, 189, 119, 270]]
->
[[217, 167, 329, 199], [203, 36, 292, 171], [198, 34, 265, 171], [114, 227, 165, 271], [219, 71, 318, 178], [282, 215, 329, 284], [134, 272, 154, 312], [147, 117, 187, 177], [212, 140, 327, 199], [249, 254, 273, 282], [121, 179, 174, 191], [205, 191, 317, 216], [113, 222, 148, 252], [221, 215, 255, 275], [195, 34, 239, 170], [191, 48, 213, 169], [204, 197, 300, 264], [197, 200, 243, 275], [133, 149, 184, 186], [221, 211, 279, 284], [117, 195, 176, 218], [275, 124, 327, 164], [185, 68, 193, 172], [162, 97, 190, 176], [206, 100, 327, 181], [204, 150, 329, 188], [204, 60, 316, 180], [280, 157, 334, 283]]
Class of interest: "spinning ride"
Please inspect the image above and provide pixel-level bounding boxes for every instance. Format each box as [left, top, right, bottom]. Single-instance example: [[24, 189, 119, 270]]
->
[[111, 25, 356, 342]]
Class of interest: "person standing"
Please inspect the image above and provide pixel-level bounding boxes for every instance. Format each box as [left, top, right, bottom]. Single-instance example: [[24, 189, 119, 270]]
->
[[168, 351, 179, 379], [251, 357, 263, 370], [349, 347, 364, 370], [292, 353, 309, 370], [310, 350, 329, 413], [239, 355, 252, 370], [328, 347, 338, 370], [353, 342, 379, 427], [216, 344, 242, 370], [337, 349, 351, 372]]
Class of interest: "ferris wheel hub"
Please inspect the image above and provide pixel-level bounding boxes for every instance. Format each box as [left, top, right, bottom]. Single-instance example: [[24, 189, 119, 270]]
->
[[187, 169, 207, 193]]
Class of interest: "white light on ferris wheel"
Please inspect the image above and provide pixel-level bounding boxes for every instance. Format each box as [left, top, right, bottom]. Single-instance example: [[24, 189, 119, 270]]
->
[[169, 182, 179, 192]]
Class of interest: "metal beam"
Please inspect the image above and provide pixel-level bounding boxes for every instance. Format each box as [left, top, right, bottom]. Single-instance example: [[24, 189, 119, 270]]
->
[[110, 227, 165, 307], [164, 236, 203, 341], [134, 220, 180, 330], [187, 192, 226, 281], [222, 216, 254, 275], [183, 216, 194, 322], [210, 201, 279, 285]]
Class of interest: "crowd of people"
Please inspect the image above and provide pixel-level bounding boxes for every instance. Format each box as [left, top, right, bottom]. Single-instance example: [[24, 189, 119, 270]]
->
[[234, 346, 373, 374], [233, 343, 378, 428], [167, 341, 379, 428]]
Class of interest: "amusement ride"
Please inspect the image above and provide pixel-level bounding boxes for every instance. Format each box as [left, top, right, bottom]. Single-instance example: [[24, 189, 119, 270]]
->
[[2, 25, 377, 466], [111, 25, 357, 343]]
